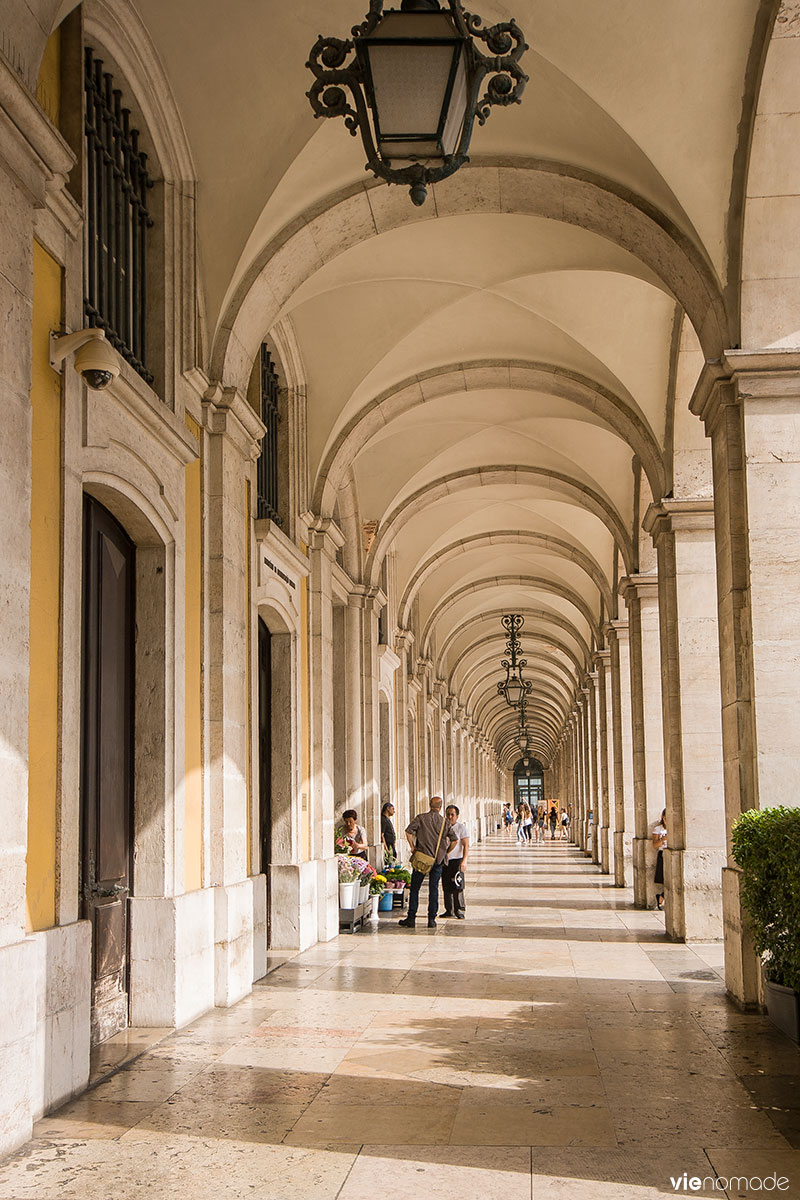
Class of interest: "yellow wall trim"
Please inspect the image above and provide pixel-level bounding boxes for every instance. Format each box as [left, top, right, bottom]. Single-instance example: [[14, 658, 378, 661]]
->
[[26, 240, 63, 932]]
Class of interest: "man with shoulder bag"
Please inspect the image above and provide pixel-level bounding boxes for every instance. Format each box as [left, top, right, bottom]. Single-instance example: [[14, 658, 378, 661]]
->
[[399, 797, 457, 929]]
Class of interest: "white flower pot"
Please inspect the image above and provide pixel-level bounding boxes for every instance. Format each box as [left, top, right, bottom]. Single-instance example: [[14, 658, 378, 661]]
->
[[339, 881, 359, 908], [359, 883, 370, 904]]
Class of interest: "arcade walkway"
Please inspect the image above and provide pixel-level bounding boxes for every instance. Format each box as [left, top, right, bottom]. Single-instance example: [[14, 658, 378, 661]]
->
[[1, 836, 798, 1199]]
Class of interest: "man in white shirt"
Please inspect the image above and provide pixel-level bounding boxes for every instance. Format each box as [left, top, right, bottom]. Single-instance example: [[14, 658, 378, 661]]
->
[[440, 803, 469, 919]]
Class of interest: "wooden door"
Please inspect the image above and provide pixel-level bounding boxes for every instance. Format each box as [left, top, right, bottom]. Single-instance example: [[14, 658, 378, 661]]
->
[[258, 618, 272, 943], [81, 495, 135, 1044]]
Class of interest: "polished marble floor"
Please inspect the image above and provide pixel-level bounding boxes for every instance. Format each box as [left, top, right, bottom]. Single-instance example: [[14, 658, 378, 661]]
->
[[2, 835, 799, 1199]]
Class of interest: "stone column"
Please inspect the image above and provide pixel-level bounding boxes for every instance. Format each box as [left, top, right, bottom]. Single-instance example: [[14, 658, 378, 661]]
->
[[620, 576, 666, 908], [344, 594, 363, 812], [692, 356, 800, 999], [205, 388, 265, 1004], [307, 518, 345, 943], [588, 670, 602, 863], [607, 621, 635, 887], [415, 658, 432, 810], [393, 628, 413, 833], [597, 648, 614, 874], [643, 497, 725, 944], [351, 585, 382, 852], [644, 500, 725, 943]]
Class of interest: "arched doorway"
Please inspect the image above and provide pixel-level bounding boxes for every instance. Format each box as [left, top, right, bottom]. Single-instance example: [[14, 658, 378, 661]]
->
[[514, 758, 545, 812], [81, 495, 135, 1043]]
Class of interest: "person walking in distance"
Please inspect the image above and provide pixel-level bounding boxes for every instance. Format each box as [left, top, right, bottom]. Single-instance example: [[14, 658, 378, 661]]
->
[[549, 804, 558, 840], [502, 802, 514, 836], [521, 802, 533, 845], [399, 798, 457, 929], [652, 808, 668, 910], [560, 808, 570, 840], [537, 805, 545, 842], [441, 804, 469, 919]]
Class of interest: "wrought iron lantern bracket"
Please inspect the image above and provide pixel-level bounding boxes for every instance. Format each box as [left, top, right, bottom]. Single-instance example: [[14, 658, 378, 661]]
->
[[496, 612, 533, 709], [306, 0, 528, 206]]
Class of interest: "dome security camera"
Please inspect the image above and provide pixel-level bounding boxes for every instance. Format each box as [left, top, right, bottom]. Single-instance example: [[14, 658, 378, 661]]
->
[[49, 328, 121, 391]]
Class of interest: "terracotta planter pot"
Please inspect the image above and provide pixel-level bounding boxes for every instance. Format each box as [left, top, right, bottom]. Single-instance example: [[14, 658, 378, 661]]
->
[[765, 979, 800, 1044]]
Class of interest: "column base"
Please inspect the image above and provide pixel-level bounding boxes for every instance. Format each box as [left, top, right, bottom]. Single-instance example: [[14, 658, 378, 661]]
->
[[214, 878, 256, 1008], [0, 923, 92, 1158], [722, 865, 761, 1006], [270, 861, 336, 952], [129, 890, 215, 1027], [632, 836, 653, 907], [663, 848, 725, 943], [613, 830, 633, 887], [599, 825, 611, 874]]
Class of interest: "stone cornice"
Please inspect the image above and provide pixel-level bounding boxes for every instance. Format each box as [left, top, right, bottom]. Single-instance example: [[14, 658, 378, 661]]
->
[[618, 572, 659, 606], [643, 498, 715, 539], [254, 519, 310, 578], [690, 350, 800, 432], [103, 368, 199, 467]]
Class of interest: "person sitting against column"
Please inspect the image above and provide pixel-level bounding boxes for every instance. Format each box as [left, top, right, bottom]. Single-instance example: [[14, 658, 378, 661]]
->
[[440, 803, 469, 919], [337, 809, 369, 860], [399, 797, 457, 929], [652, 807, 668, 910]]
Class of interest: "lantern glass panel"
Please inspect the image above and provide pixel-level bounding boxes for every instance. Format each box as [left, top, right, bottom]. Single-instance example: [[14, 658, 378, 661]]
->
[[505, 677, 523, 706], [361, 11, 468, 163]]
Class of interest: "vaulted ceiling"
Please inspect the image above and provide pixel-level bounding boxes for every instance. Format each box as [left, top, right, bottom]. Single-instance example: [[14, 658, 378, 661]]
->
[[40, 0, 773, 767]]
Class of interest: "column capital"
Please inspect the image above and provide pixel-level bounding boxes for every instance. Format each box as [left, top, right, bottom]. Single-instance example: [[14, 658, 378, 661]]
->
[[593, 648, 611, 667], [415, 656, 433, 681], [347, 583, 385, 612], [643, 498, 714, 540], [394, 627, 415, 654], [691, 349, 800, 432], [203, 385, 265, 459], [619, 572, 659, 607], [602, 619, 628, 644], [307, 515, 346, 555]]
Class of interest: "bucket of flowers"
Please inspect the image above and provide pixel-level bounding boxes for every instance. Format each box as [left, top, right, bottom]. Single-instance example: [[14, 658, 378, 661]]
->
[[337, 855, 364, 908], [358, 860, 376, 904], [370, 873, 387, 916], [384, 864, 411, 890]]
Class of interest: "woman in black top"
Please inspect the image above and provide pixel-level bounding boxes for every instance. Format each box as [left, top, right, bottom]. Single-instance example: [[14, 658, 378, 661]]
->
[[381, 802, 396, 861], [549, 805, 558, 840]]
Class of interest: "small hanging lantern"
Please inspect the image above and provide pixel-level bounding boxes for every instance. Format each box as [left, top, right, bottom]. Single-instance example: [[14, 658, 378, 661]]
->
[[307, 0, 528, 207]]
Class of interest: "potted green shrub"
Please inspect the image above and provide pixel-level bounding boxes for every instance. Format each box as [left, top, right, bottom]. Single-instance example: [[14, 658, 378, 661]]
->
[[731, 806, 800, 1042]]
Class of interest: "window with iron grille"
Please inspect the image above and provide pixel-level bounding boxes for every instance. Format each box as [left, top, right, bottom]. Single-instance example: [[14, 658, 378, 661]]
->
[[257, 346, 282, 524], [84, 46, 153, 384]]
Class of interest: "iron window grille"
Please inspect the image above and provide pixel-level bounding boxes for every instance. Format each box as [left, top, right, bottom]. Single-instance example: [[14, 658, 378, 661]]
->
[[84, 47, 153, 385], [257, 346, 282, 525]]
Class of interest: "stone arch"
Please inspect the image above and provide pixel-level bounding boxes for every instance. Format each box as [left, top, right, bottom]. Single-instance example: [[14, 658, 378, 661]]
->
[[366, 466, 633, 589], [313, 359, 666, 518], [403, 531, 613, 630], [740, 2, 800, 349], [434, 609, 587, 692], [444, 619, 593, 700], [212, 162, 730, 394], [422, 575, 600, 660]]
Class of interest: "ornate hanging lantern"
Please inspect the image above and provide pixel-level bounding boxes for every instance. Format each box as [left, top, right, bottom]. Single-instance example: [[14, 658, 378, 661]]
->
[[306, 0, 528, 206], [497, 613, 532, 709]]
